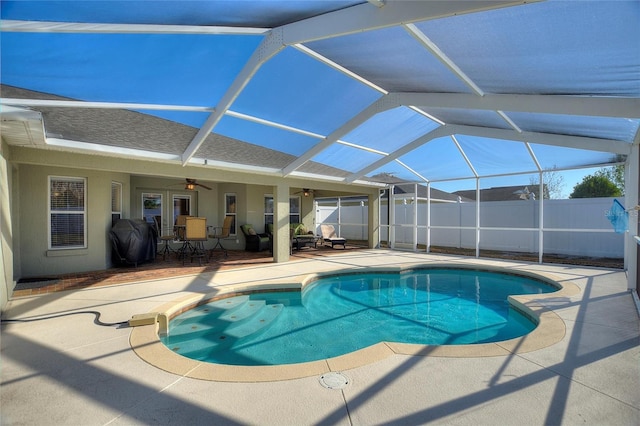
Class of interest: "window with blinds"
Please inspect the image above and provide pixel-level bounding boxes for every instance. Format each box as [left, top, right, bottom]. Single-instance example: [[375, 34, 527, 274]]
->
[[49, 176, 86, 249], [225, 193, 237, 235], [111, 181, 122, 226], [264, 195, 300, 228]]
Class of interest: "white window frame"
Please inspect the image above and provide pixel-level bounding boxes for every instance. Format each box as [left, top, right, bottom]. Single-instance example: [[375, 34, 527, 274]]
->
[[264, 194, 274, 228], [225, 193, 237, 235], [290, 196, 301, 224], [264, 195, 301, 226], [111, 181, 122, 226], [172, 194, 192, 225], [48, 176, 87, 250], [142, 192, 163, 233]]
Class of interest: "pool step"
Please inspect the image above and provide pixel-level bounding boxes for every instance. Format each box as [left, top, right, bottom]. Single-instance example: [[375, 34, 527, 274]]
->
[[167, 296, 264, 340], [255, 291, 302, 307], [218, 299, 267, 324], [170, 295, 251, 329], [164, 299, 284, 359], [217, 303, 283, 340]]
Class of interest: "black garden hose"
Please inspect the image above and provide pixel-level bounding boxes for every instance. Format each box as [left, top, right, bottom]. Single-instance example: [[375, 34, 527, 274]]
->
[[1, 310, 129, 327]]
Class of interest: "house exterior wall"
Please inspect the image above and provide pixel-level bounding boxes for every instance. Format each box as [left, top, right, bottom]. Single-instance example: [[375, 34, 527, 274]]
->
[[130, 175, 219, 231], [1, 142, 14, 311], [0, 146, 377, 309], [17, 164, 131, 277], [245, 185, 270, 234]]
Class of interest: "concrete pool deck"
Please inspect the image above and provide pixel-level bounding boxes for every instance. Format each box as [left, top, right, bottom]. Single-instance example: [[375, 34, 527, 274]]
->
[[2, 250, 639, 425]]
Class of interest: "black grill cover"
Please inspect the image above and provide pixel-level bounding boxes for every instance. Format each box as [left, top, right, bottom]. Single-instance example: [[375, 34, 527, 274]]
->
[[109, 219, 157, 267]]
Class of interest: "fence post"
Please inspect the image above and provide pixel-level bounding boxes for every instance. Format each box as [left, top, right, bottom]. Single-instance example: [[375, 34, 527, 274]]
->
[[475, 178, 480, 258], [390, 186, 396, 249], [538, 176, 544, 264]]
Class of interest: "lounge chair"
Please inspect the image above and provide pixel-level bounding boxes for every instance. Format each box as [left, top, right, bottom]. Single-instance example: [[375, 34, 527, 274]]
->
[[320, 224, 347, 249], [240, 224, 270, 252]]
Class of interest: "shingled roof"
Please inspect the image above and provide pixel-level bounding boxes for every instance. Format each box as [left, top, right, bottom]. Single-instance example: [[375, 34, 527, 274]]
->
[[2, 85, 354, 180], [453, 185, 547, 201]]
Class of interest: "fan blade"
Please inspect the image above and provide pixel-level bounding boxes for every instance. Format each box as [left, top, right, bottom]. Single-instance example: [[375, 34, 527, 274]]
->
[[196, 182, 212, 190]]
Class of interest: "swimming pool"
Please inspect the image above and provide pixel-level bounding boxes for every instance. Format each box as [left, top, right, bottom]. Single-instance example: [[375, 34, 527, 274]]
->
[[160, 267, 558, 366]]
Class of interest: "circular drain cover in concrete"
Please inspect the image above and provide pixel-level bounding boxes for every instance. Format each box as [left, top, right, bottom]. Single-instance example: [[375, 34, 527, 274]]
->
[[319, 372, 349, 389]]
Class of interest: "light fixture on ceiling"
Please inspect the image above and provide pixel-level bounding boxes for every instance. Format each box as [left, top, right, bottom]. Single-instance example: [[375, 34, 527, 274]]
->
[[184, 178, 212, 191], [303, 188, 311, 197]]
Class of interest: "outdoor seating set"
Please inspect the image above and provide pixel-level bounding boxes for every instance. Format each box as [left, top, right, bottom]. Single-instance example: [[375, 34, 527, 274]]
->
[[154, 215, 233, 266], [113, 216, 349, 268], [289, 223, 320, 251], [240, 223, 347, 253]]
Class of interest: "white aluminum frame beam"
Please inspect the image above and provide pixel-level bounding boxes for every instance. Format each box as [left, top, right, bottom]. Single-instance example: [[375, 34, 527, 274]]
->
[[281, 1, 540, 44], [199, 0, 539, 168], [396, 92, 640, 119], [0, 98, 214, 112], [283, 89, 637, 177], [403, 23, 484, 96], [181, 28, 286, 164], [281, 96, 396, 176], [345, 126, 450, 182], [448, 124, 631, 155], [1, 19, 268, 35], [346, 124, 631, 183]]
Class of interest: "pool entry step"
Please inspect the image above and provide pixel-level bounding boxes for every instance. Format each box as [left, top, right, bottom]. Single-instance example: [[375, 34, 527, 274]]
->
[[162, 296, 284, 358]]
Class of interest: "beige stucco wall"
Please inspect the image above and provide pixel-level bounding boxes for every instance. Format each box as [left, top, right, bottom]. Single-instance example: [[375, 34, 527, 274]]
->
[[0, 142, 14, 311], [17, 164, 131, 278], [130, 175, 218, 222], [244, 184, 316, 231], [244, 184, 271, 233], [1, 146, 379, 307]]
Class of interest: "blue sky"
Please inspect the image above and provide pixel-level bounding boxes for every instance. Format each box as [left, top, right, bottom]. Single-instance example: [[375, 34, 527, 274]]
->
[[1, 1, 636, 199]]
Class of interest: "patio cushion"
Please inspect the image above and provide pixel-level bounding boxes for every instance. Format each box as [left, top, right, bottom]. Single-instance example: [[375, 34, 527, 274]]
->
[[291, 223, 309, 235], [240, 224, 270, 252]]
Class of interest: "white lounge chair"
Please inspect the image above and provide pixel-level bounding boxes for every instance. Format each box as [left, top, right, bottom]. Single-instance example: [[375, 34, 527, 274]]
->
[[320, 224, 347, 249]]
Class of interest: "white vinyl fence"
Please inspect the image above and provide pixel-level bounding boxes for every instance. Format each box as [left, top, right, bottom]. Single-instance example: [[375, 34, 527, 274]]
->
[[315, 197, 368, 241], [317, 196, 624, 259]]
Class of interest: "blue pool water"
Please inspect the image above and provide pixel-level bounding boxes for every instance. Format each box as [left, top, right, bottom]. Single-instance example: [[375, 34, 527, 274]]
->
[[161, 268, 557, 366]]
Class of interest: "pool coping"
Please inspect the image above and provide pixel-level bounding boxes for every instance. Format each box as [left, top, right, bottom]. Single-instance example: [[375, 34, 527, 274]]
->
[[129, 262, 580, 382]]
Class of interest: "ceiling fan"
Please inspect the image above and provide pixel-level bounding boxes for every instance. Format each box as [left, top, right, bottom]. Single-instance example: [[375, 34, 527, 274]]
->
[[184, 178, 212, 191], [295, 188, 314, 197]]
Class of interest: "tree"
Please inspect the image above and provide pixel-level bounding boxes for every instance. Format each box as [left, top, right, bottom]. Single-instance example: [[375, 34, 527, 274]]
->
[[596, 165, 624, 195], [529, 167, 565, 199], [569, 174, 622, 198]]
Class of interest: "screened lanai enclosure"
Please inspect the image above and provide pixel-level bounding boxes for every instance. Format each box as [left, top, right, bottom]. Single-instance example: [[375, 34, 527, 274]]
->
[[1, 1, 639, 294], [316, 192, 624, 262]]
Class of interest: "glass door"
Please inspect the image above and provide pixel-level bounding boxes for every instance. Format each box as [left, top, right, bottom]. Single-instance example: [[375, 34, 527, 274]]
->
[[142, 193, 163, 234], [172, 194, 192, 225]]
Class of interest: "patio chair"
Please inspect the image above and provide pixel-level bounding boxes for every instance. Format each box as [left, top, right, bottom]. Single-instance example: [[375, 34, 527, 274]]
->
[[320, 224, 347, 249], [175, 214, 190, 241], [183, 217, 208, 265], [209, 215, 233, 258], [240, 224, 270, 252], [153, 216, 175, 261], [265, 223, 294, 254]]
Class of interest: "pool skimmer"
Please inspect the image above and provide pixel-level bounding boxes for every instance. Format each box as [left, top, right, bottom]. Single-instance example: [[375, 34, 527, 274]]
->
[[319, 372, 349, 389]]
